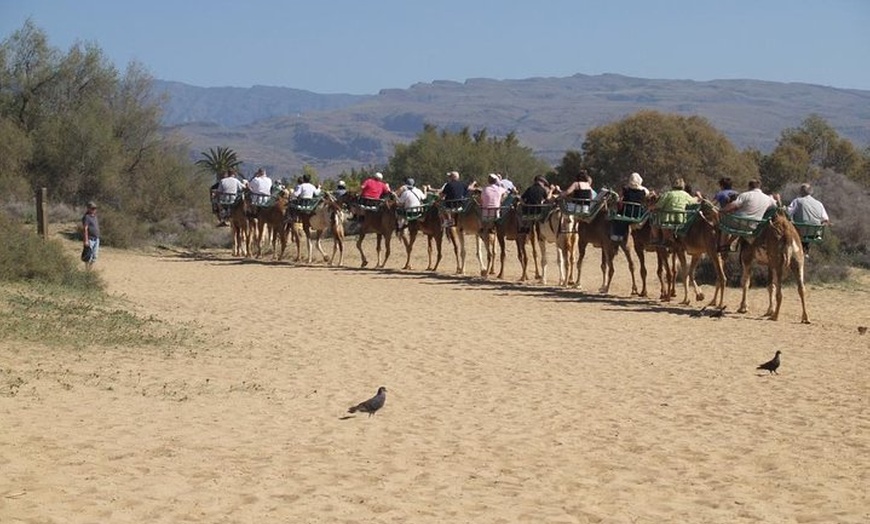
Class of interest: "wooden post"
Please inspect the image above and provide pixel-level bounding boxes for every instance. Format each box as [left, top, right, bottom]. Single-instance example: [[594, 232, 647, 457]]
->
[[36, 187, 48, 238]]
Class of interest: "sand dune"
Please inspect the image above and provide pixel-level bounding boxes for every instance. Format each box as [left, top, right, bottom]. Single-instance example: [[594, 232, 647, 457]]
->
[[1, 231, 868, 523]]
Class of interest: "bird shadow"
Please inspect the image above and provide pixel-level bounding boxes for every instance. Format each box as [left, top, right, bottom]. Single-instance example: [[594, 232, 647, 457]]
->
[[338, 415, 356, 421]]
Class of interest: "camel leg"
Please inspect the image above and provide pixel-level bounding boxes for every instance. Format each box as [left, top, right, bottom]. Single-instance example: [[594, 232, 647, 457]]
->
[[708, 247, 727, 308], [377, 234, 391, 269], [531, 229, 542, 280], [315, 233, 328, 263], [793, 251, 810, 324], [304, 225, 314, 264], [434, 234, 443, 271], [575, 242, 587, 291], [764, 266, 778, 320], [600, 245, 616, 294], [474, 233, 485, 277], [658, 249, 672, 301], [357, 233, 368, 268], [737, 249, 753, 314], [672, 249, 690, 305], [375, 235, 383, 268], [635, 245, 648, 297], [446, 226, 462, 274], [621, 242, 638, 296], [402, 228, 416, 270], [496, 235, 507, 279], [458, 231, 467, 275], [517, 238, 529, 281], [331, 231, 344, 267], [539, 236, 548, 285], [687, 254, 705, 303]]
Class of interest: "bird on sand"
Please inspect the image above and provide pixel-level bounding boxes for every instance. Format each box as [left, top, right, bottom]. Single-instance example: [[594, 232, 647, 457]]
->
[[348, 386, 387, 416], [757, 350, 782, 374]]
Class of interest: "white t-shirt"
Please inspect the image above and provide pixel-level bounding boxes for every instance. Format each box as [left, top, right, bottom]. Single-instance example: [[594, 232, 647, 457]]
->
[[294, 182, 321, 199], [218, 177, 245, 194], [733, 188, 777, 220], [398, 186, 426, 208], [248, 175, 272, 196]]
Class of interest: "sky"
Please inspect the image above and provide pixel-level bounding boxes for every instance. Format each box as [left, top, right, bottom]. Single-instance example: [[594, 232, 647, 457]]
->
[[1, 0, 869, 94]]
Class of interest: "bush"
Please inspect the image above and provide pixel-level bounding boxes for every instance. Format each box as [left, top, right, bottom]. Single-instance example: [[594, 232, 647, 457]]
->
[[0, 211, 103, 291]]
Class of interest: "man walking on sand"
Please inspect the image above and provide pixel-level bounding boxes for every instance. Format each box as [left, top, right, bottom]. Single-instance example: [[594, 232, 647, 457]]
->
[[82, 201, 100, 269]]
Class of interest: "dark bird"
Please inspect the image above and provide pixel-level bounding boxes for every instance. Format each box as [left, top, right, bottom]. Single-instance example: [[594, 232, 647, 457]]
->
[[859, 326, 867, 335], [348, 386, 387, 417], [757, 350, 782, 374], [708, 306, 726, 319]]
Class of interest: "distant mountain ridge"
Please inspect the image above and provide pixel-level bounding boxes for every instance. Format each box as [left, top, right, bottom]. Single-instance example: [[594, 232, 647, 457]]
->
[[154, 74, 870, 178]]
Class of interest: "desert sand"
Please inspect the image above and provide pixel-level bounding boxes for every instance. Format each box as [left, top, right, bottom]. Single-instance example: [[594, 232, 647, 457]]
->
[[1, 229, 869, 523]]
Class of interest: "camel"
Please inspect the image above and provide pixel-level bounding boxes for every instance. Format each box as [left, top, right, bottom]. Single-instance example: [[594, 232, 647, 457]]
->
[[344, 193, 398, 269], [627, 219, 673, 300], [247, 191, 291, 259], [572, 189, 639, 294], [399, 199, 444, 271], [489, 198, 542, 281], [288, 194, 346, 265], [216, 192, 250, 257], [654, 200, 727, 308], [532, 205, 572, 286], [440, 197, 487, 276], [731, 207, 810, 323]]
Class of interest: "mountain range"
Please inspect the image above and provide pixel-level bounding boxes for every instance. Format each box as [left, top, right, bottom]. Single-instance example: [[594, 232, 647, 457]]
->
[[154, 74, 870, 178]]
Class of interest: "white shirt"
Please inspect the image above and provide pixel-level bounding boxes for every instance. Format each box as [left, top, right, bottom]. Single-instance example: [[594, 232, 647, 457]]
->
[[218, 176, 245, 194], [787, 195, 829, 224], [398, 186, 426, 208], [248, 175, 272, 196], [733, 188, 777, 220], [294, 182, 321, 199]]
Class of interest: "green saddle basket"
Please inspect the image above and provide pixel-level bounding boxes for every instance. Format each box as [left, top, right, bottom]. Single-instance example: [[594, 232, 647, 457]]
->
[[719, 207, 776, 239], [792, 222, 826, 244], [608, 201, 649, 224]]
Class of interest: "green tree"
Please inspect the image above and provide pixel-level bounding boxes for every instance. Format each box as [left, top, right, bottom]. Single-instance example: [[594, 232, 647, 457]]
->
[[761, 114, 865, 190], [0, 21, 214, 247], [195, 146, 242, 182], [581, 110, 756, 194], [389, 125, 548, 189], [552, 150, 585, 189]]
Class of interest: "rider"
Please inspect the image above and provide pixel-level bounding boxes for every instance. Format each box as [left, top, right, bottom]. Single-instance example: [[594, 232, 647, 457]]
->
[[713, 176, 738, 208], [610, 171, 649, 241], [248, 168, 273, 201], [293, 174, 322, 202], [480, 173, 508, 221], [439, 171, 477, 227], [560, 169, 597, 214], [717, 178, 779, 252], [650, 177, 699, 243], [360, 172, 391, 203], [520, 175, 554, 216], [396, 177, 427, 230], [214, 170, 246, 226]]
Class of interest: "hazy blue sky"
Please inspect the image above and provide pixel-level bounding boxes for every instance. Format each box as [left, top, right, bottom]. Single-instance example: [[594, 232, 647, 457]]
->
[[2, 0, 868, 94]]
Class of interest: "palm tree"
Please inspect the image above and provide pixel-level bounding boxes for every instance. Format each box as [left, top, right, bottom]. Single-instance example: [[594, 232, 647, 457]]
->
[[196, 146, 243, 181]]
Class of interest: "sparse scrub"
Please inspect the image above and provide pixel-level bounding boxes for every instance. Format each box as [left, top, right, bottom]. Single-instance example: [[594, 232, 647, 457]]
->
[[0, 212, 195, 350], [0, 282, 194, 350], [0, 212, 102, 290]]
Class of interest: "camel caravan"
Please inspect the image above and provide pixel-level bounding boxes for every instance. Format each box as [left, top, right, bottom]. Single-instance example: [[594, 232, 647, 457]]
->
[[211, 171, 825, 324]]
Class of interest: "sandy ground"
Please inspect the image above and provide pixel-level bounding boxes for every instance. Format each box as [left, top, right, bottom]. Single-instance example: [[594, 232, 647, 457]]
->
[[1, 229, 869, 523]]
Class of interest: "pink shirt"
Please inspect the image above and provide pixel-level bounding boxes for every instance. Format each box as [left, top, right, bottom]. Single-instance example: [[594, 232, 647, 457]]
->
[[481, 184, 507, 209]]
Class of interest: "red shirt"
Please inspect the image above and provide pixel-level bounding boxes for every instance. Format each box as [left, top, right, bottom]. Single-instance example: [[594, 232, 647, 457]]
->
[[360, 178, 389, 199]]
